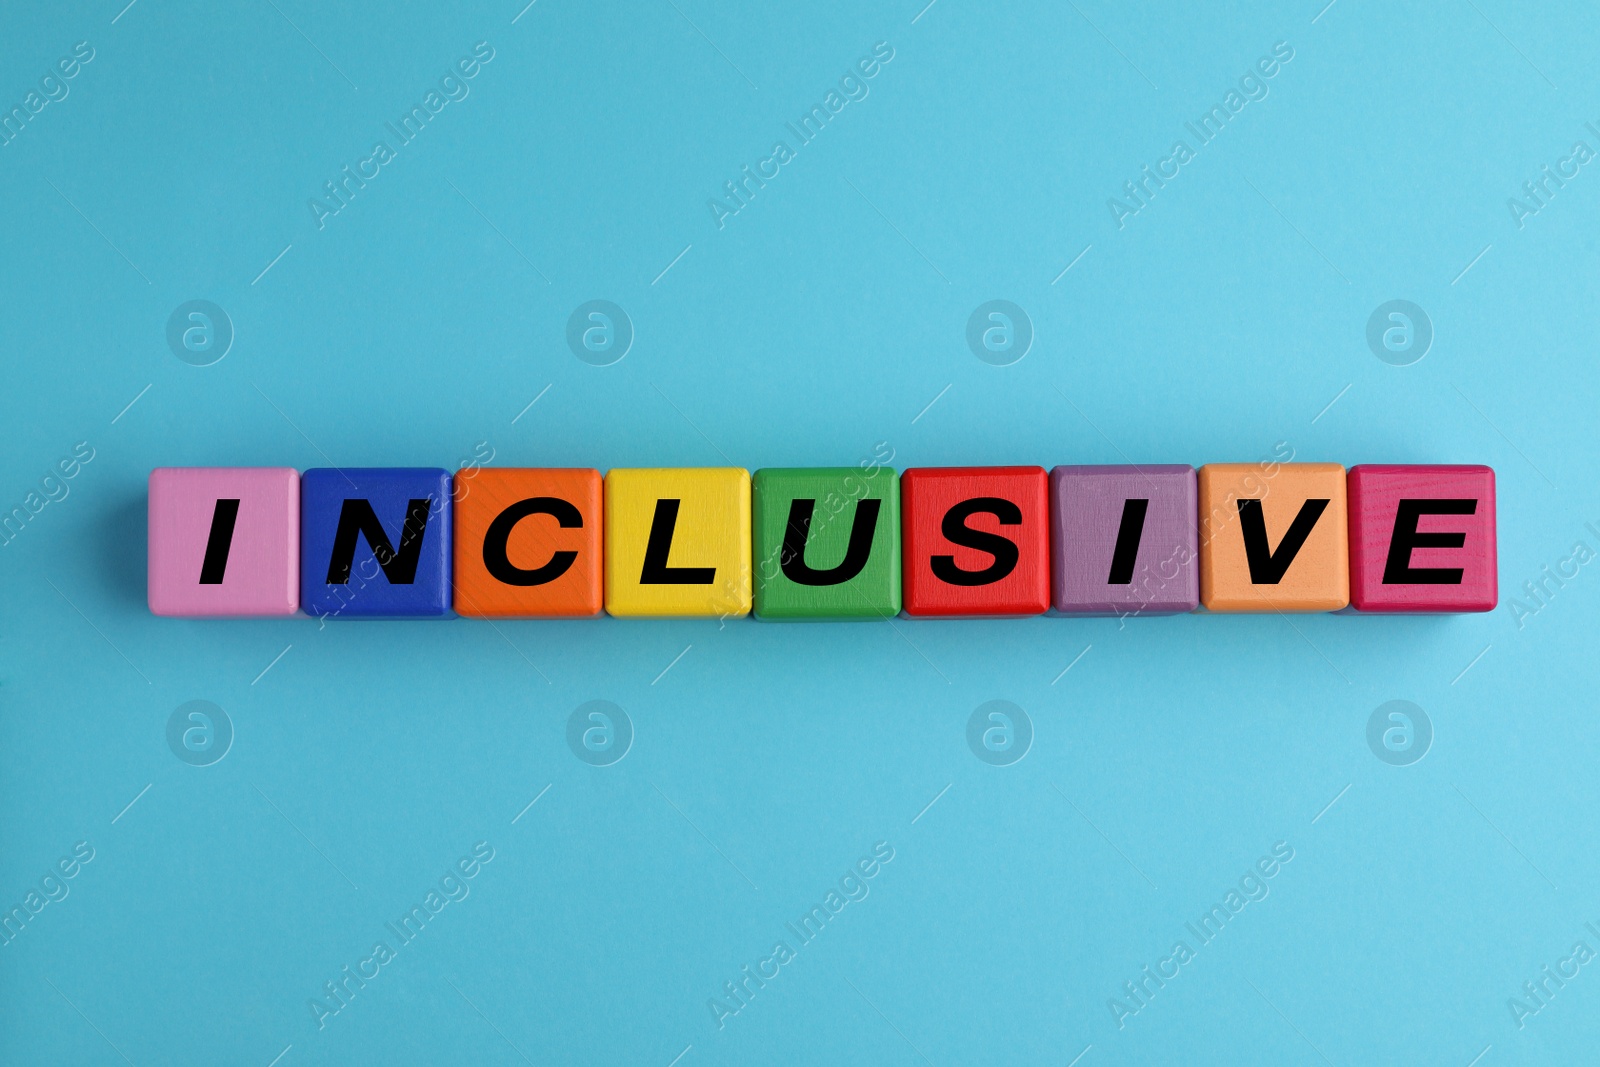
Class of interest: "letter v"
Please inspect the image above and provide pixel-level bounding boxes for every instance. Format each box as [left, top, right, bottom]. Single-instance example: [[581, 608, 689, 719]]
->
[[1236, 498, 1328, 584]]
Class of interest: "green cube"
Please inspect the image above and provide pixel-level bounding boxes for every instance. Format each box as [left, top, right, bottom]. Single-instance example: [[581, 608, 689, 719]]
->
[[752, 467, 901, 619]]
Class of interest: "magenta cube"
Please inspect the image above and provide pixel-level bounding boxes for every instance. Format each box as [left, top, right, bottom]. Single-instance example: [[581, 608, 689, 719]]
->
[[148, 467, 300, 617], [1050, 465, 1198, 616], [1347, 464, 1496, 612]]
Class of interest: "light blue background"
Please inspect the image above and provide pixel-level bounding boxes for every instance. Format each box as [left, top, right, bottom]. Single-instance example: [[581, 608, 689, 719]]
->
[[3, 0, 1598, 1063]]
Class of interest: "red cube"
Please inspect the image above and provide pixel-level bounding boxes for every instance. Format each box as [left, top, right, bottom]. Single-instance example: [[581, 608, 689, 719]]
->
[[901, 466, 1050, 616], [1347, 464, 1497, 612]]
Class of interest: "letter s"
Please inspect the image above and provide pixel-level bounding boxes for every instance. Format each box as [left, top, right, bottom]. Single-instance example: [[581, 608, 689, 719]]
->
[[930, 498, 1022, 586]]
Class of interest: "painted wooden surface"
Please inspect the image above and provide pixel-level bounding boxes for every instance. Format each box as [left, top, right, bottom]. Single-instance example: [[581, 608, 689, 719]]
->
[[148, 466, 300, 617], [1347, 464, 1496, 612], [901, 466, 1050, 617], [1050, 464, 1198, 615], [300, 468, 453, 618], [752, 467, 901, 619], [453, 468, 604, 618], [1199, 463, 1349, 612], [604, 468, 751, 618], [149, 463, 1504, 618]]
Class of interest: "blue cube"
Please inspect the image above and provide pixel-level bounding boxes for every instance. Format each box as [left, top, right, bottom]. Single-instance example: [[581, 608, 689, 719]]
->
[[301, 468, 453, 618]]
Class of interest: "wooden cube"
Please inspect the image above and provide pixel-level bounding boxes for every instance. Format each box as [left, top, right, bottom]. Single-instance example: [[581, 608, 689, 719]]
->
[[1199, 463, 1348, 612], [1050, 465, 1198, 615], [752, 467, 900, 619], [148, 467, 299, 617], [453, 468, 603, 618], [901, 466, 1050, 617], [604, 468, 751, 618], [301, 468, 453, 618], [1347, 464, 1496, 612]]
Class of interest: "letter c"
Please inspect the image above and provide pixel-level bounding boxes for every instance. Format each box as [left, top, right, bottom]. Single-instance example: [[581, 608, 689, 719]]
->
[[1156, 155, 1180, 178], [757, 956, 780, 978], [1156, 956, 1180, 978], [482, 497, 583, 586]]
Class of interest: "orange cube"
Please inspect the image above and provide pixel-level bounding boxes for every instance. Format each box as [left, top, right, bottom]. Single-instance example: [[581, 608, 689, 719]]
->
[[1199, 463, 1349, 612], [452, 468, 604, 617]]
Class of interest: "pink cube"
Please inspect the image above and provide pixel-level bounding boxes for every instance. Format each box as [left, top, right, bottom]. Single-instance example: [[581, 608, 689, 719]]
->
[[148, 467, 300, 617], [1347, 464, 1496, 613]]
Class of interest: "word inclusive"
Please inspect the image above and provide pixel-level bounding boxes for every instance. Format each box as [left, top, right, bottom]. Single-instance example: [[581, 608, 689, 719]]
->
[[146, 463, 1497, 619]]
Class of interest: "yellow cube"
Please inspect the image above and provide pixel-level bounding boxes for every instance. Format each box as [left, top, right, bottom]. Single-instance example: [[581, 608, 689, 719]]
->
[[605, 468, 752, 618]]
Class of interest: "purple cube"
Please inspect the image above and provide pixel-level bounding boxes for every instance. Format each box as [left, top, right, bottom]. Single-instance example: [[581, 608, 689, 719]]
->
[[1050, 465, 1198, 616]]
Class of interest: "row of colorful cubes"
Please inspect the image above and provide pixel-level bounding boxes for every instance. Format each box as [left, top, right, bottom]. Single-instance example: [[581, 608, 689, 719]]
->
[[146, 462, 1497, 618]]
